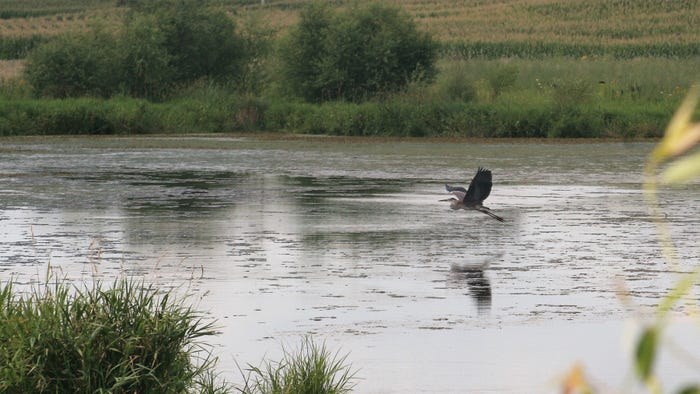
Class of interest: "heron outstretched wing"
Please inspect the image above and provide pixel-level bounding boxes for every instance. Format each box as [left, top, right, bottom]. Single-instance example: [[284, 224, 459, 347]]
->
[[465, 167, 493, 203], [445, 184, 467, 202]]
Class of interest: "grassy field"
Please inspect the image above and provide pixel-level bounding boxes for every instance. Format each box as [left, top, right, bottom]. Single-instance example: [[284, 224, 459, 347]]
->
[[0, 0, 698, 137]]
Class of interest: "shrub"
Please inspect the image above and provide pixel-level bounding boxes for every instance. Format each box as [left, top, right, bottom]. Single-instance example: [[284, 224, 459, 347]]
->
[[278, 2, 438, 102], [276, 2, 333, 102], [433, 62, 477, 102], [118, 14, 175, 99], [24, 0, 248, 100], [133, 0, 247, 85], [24, 31, 120, 98], [551, 79, 594, 109], [549, 107, 603, 138], [485, 64, 519, 98]]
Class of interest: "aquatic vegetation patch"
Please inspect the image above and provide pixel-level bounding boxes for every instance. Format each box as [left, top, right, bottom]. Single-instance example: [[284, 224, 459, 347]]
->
[[237, 336, 356, 394], [0, 277, 230, 393]]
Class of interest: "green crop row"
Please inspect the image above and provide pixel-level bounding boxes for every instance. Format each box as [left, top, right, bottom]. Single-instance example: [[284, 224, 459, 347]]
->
[[442, 41, 700, 60], [0, 35, 46, 59]]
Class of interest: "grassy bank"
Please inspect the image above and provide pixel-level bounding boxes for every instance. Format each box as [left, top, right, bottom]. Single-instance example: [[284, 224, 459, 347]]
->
[[1, 57, 692, 138], [0, 95, 674, 138], [0, 0, 698, 137]]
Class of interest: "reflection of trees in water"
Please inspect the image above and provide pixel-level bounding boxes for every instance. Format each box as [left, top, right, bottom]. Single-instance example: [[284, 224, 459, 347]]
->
[[302, 229, 422, 249], [108, 170, 256, 248], [283, 175, 417, 205], [285, 175, 430, 250], [120, 170, 252, 213]]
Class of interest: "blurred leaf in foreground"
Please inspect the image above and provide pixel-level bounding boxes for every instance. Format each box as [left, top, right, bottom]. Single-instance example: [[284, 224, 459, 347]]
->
[[635, 326, 658, 382], [650, 84, 700, 165], [561, 363, 593, 394], [662, 147, 700, 184], [678, 386, 700, 394]]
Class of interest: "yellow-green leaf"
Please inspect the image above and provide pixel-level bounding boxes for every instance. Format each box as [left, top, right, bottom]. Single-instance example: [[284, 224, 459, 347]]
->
[[662, 149, 700, 184], [651, 85, 700, 163]]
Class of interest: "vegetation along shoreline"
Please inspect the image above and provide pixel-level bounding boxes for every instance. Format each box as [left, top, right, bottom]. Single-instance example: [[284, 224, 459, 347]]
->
[[0, 0, 698, 138]]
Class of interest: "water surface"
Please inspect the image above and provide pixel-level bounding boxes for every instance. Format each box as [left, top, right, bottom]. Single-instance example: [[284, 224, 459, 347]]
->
[[1, 136, 699, 392]]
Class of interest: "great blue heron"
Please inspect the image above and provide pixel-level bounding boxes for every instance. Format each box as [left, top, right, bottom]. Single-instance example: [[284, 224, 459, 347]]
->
[[441, 167, 504, 222]]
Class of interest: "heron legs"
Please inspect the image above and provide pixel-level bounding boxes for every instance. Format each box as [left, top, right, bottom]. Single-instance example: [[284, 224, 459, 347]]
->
[[475, 206, 504, 222]]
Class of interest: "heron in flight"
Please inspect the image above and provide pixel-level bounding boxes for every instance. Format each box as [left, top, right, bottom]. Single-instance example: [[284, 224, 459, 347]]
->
[[441, 167, 504, 222]]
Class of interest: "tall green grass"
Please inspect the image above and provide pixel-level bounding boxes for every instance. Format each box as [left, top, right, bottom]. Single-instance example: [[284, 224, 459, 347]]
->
[[0, 90, 678, 138], [0, 277, 230, 393], [0, 274, 358, 393], [238, 337, 356, 394]]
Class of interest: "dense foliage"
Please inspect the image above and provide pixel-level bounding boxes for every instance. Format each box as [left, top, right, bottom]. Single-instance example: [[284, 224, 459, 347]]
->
[[24, 0, 246, 100], [131, 0, 246, 85], [278, 1, 438, 102], [23, 31, 118, 98]]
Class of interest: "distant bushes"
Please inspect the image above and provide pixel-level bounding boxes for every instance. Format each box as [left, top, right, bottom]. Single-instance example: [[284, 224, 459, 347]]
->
[[130, 0, 246, 85], [24, 0, 247, 100], [24, 31, 120, 98], [277, 1, 438, 102], [23, 1, 437, 104]]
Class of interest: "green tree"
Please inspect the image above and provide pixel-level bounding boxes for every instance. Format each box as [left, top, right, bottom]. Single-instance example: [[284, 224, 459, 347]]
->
[[24, 31, 119, 98], [137, 0, 247, 85], [118, 14, 174, 99], [279, 1, 438, 102], [24, 0, 248, 99], [277, 1, 333, 102]]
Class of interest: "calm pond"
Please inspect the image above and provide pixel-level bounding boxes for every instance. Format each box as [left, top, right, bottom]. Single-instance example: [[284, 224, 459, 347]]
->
[[1, 135, 699, 392]]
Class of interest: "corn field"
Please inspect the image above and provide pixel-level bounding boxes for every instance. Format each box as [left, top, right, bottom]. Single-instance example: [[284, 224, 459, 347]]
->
[[1, 0, 697, 57]]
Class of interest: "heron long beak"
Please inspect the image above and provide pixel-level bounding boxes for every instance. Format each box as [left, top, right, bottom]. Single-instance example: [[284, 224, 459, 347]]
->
[[439, 198, 456, 202]]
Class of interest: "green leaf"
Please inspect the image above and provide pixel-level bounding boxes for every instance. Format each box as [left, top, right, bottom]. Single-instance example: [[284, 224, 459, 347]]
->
[[677, 386, 700, 394], [635, 327, 658, 381]]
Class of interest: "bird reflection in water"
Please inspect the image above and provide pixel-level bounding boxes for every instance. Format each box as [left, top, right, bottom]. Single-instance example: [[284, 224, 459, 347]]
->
[[450, 258, 495, 315]]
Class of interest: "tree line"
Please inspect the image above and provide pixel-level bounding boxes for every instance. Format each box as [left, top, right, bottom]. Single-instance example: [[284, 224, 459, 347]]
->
[[25, 0, 438, 103]]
